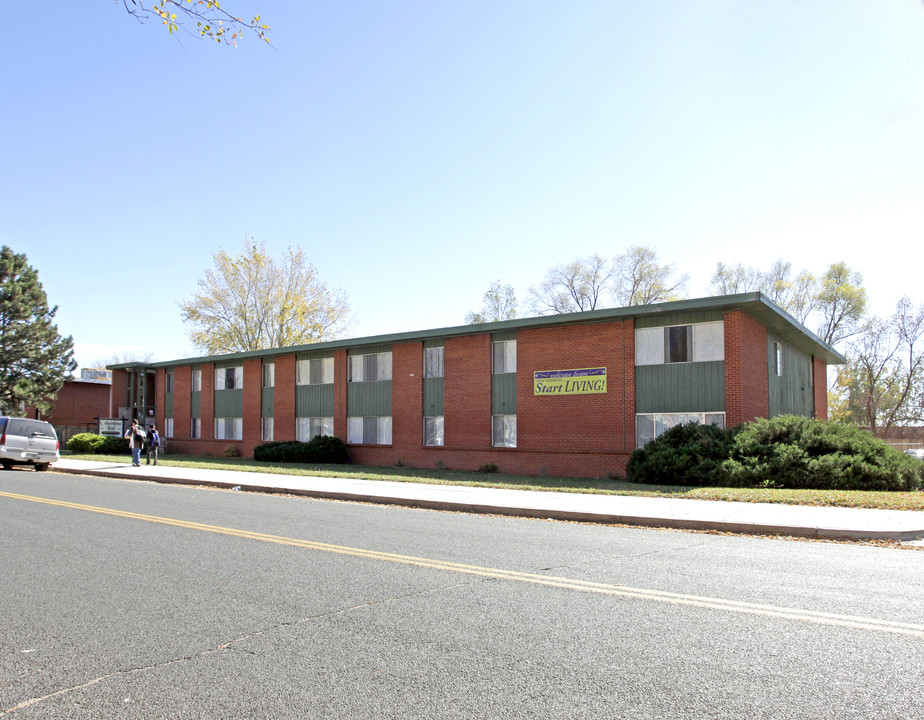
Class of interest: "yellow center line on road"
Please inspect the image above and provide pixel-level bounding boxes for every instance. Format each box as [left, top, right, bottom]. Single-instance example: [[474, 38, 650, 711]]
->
[[4, 490, 923, 638]]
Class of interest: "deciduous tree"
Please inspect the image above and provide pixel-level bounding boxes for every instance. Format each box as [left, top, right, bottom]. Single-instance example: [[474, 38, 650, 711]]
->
[[0, 247, 76, 414], [180, 239, 351, 354], [831, 298, 924, 431], [119, 0, 270, 45], [611, 245, 687, 306], [465, 281, 518, 324], [526, 254, 613, 315]]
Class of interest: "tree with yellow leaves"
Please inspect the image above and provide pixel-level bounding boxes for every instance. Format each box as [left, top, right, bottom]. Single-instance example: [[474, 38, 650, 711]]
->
[[180, 239, 351, 355], [119, 0, 270, 45]]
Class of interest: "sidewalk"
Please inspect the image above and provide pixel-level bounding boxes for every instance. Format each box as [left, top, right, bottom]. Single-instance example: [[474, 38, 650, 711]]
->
[[50, 459, 924, 542]]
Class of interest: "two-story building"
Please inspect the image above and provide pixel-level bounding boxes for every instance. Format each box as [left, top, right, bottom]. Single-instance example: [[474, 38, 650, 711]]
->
[[108, 293, 844, 478]]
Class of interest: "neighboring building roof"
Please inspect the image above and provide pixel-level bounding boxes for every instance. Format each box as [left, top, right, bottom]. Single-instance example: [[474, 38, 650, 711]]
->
[[108, 293, 846, 370]]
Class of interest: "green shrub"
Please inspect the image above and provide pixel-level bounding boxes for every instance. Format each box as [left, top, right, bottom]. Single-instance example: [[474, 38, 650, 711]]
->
[[253, 436, 348, 464], [626, 422, 739, 487], [67, 433, 107, 453], [478, 463, 498, 473], [66, 433, 128, 454], [724, 416, 922, 491], [224, 446, 241, 458], [98, 436, 130, 454]]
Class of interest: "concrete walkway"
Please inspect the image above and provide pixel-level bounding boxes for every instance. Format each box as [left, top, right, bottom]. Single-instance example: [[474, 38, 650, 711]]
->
[[49, 458, 924, 542]]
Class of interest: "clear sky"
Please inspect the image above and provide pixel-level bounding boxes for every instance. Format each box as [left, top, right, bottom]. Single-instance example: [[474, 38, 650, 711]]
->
[[3, 1, 923, 370]]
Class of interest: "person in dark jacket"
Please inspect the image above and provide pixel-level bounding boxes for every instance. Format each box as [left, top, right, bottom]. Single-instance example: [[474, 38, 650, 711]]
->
[[146, 425, 161, 465]]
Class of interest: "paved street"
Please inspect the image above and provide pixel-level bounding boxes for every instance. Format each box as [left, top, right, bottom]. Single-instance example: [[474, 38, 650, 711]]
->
[[3, 470, 923, 719]]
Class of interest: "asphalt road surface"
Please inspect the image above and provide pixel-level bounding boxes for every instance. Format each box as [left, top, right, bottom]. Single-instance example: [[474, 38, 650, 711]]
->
[[2, 470, 923, 719]]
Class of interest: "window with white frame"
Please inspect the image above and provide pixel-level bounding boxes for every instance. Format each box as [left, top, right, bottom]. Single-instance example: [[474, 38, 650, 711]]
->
[[775, 342, 783, 377], [423, 416, 444, 446], [348, 416, 392, 445], [492, 414, 516, 448], [635, 412, 726, 448], [493, 340, 516, 374], [191, 417, 201, 438], [214, 417, 242, 440], [263, 362, 275, 388], [261, 417, 274, 441], [424, 347, 444, 378], [349, 352, 392, 382], [165, 371, 174, 394], [215, 366, 243, 390], [297, 417, 334, 441], [191, 368, 202, 392], [164, 418, 174, 438], [297, 357, 334, 385], [635, 321, 724, 366]]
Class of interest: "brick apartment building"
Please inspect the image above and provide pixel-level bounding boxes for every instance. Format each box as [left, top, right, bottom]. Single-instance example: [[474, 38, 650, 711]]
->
[[108, 293, 844, 478], [27, 373, 112, 443]]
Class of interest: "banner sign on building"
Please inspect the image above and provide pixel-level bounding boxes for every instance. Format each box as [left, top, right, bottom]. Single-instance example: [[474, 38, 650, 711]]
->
[[534, 367, 607, 396]]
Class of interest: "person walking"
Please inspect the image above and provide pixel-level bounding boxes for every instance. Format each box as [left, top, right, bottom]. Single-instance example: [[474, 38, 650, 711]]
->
[[124, 419, 145, 467], [146, 425, 161, 465]]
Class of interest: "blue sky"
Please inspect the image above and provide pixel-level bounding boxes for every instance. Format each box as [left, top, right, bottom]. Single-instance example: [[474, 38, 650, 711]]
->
[[3, 1, 923, 369]]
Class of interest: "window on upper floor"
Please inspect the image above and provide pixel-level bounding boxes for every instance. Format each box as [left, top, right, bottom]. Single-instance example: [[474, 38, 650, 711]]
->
[[775, 342, 783, 377], [424, 347, 444, 378], [263, 363, 275, 388], [191, 368, 202, 392], [349, 352, 392, 382], [164, 372, 174, 394], [493, 340, 516, 374], [215, 366, 243, 390], [297, 357, 334, 385], [635, 321, 724, 366]]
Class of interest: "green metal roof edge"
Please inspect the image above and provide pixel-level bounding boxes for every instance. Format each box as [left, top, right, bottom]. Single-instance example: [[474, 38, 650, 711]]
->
[[108, 293, 845, 370]]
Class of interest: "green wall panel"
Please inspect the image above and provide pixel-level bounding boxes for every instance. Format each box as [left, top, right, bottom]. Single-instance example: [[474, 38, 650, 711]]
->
[[635, 309, 726, 329], [635, 362, 725, 413], [768, 336, 814, 418], [347, 381, 393, 416], [423, 377, 444, 416], [214, 389, 243, 417], [164, 394, 174, 417], [190, 391, 201, 418], [262, 387, 274, 418], [492, 373, 517, 415], [296, 384, 335, 417]]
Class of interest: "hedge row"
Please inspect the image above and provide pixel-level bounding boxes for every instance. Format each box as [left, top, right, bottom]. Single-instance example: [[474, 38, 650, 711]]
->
[[626, 416, 923, 491], [66, 433, 130, 454], [253, 436, 349, 464]]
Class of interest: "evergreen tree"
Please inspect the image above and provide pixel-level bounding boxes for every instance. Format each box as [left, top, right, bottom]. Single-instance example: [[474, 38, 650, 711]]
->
[[0, 246, 76, 414]]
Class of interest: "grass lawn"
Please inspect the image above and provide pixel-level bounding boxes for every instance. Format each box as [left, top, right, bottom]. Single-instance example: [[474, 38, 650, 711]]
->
[[61, 452, 924, 512]]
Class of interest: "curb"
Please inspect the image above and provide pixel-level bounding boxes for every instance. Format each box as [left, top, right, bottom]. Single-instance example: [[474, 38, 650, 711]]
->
[[50, 466, 924, 542]]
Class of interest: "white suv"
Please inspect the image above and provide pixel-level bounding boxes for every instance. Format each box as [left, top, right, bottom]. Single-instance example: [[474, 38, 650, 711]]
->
[[0, 417, 59, 471]]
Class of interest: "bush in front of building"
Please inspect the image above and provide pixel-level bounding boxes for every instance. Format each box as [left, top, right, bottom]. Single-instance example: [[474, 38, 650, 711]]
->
[[626, 422, 739, 487], [627, 415, 923, 491], [724, 415, 922, 492], [254, 436, 349, 464], [66, 433, 129, 454]]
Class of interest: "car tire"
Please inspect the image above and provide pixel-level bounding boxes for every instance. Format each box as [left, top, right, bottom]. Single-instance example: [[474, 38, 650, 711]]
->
[[1, 460, 13, 471], [34, 463, 50, 472]]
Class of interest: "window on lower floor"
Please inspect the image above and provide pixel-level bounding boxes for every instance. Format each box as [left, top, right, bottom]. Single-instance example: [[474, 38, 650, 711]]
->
[[164, 418, 174, 438], [215, 417, 243, 441], [635, 412, 726, 448], [297, 417, 334, 441], [423, 416, 444, 446], [492, 414, 516, 448], [262, 417, 274, 442], [191, 417, 201, 439], [348, 416, 392, 445]]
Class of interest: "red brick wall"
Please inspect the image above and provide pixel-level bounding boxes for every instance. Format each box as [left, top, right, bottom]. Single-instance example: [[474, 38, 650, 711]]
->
[[201, 364, 215, 441], [36, 380, 110, 427], [110, 370, 128, 417], [334, 349, 349, 443], [274, 354, 296, 441], [392, 342, 423, 455], [172, 366, 192, 439], [813, 356, 828, 420], [724, 310, 769, 426]]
